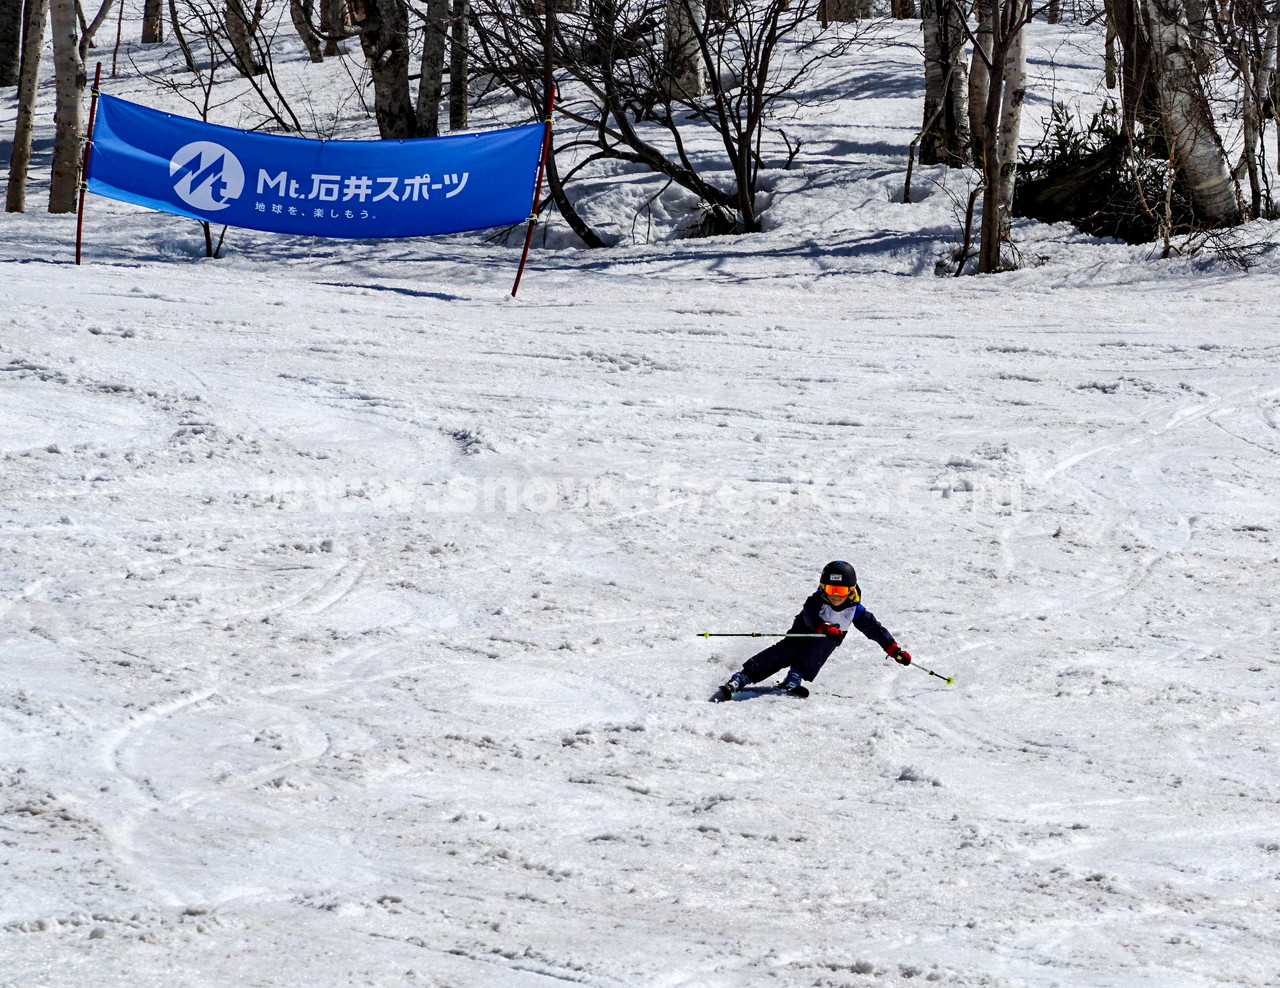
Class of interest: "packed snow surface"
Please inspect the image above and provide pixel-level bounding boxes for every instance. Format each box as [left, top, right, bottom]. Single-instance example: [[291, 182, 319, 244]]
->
[[3, 15, 1280, 988]]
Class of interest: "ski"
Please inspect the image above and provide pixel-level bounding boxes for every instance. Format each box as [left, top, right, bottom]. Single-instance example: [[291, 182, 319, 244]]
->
[[709, 682, 809, 702]]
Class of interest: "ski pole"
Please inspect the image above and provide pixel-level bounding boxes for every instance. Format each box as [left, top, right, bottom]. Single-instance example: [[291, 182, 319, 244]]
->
[[698, 632, 826, 638], [903, 661, 954, 685]]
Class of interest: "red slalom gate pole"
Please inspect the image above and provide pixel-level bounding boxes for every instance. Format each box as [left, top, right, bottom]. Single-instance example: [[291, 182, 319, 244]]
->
[[510, 87, 555, 299], [76, 62, 103, 266]]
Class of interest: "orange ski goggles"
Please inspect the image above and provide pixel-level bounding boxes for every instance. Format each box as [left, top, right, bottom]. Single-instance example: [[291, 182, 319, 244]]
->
[[822, 583, 852, 598]]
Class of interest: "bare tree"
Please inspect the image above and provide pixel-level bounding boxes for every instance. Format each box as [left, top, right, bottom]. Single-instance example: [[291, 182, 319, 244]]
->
[[168, 0, 199, 70], [332, 0, 417, 137], [321, 0, 345, 52], [664, 0, 704, 98], [992, 0, 1027, 253], [821, 0, 872, 18], [968, 0, 992, 161], [48, 0, 85, 213], [1255, 0, 1280, 211], [973, 0, 1032, 271], [290, 0, 325, 61], [1218, 0, 1279, 217], [1104, 0, 1160, 131], [450, 0, 469, 127], [78, 0, 119, 50], [468, 0, 869, 242], [1141, 0, 1242, 225], [920, 0, 970, 165], [1, 0, 21, 85], [417, 0, 449, 134], [143, 0, 165, 41], [225, 0, 263, 74], [151, 0, 301, 130], [6, 0, 50, 212]]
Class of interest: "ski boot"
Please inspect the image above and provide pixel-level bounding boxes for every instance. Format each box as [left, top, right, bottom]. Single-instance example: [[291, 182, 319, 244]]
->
[[710, 671, 749, 703], [775, 669, 809, 699]]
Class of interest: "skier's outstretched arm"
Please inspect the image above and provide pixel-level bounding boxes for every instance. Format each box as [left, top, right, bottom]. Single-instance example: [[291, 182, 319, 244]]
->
[[855, 608, 912, 665]]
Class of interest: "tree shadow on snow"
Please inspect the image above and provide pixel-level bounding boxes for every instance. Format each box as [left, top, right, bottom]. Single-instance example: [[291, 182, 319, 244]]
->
[[567, 227, 955, 281], [773, 136, 912, 164], [804, 66, 925, 104], [317, 281, 466, 303], [0, 134, 55, 161]]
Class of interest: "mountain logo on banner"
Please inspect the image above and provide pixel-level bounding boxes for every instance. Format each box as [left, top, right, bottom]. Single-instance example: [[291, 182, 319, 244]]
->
[[169, 141, 245, 211]]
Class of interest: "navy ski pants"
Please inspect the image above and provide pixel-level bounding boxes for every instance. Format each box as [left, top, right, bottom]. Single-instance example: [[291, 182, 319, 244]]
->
[[742, 637, 839, 684]]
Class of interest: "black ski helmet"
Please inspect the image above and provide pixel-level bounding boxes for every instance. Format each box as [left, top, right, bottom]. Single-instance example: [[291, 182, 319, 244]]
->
[[820, 560, 857, 587]]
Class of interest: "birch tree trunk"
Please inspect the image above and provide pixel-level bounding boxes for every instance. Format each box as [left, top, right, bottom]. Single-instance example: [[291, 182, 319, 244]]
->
[[1105, 10, 1117, 88], [0, 0, 21, 86], [416, 0, 447, 136], [1261, 2, 1280, 102], [321, 0, 346, 54], [995, 2, 1026, 242], [1142, 0, 1242, 226], [664, 0, 705, 100], [449, 0, 467, 129], [945, 0, 970, 158], [969, 0, 993, 162], [6, 0, 49, 212], [142, 0, 163, 42], [823, 0, 868, 20], [1106, 0, 1160, 131], [1248, 3, 1280, 216], [48, 0, 84, 214], [921, 0, 947, 161], [226, 0, 262, 75], [290, 0, 323, 62], [1239, 42, 1261, 219], [1182, 0, 1212, 61], [357, 0, 415, 139], [977, 0, 1028, 272], [920, 0, 970, 166], [978, 15, 1008, 271]]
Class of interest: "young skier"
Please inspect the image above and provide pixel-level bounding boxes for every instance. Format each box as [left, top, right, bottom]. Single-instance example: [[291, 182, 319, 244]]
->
[[710, 560, 911, 702]]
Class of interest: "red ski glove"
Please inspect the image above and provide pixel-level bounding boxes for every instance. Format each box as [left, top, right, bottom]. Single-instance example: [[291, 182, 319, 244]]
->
[[817, 623, 844, 639], [887, 643, 912, 665]]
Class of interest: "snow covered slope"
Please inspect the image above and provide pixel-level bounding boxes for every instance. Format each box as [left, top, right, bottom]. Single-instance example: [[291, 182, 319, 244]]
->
[[3, 19, 1280, 988]]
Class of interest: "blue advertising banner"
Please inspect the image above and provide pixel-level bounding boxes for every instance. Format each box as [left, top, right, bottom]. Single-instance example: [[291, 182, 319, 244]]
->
[[86, 95, 544, 239]]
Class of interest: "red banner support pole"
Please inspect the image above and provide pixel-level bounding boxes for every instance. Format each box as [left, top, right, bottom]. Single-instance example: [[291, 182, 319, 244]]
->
[[510, 89, 555, 299], [76, 62, 103, 266], [511, 1, 557, 298]]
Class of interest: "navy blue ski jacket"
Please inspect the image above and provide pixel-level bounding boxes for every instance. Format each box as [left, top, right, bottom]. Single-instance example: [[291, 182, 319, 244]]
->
[[791, 590, 895, 649], [739, 589, 897, 684]]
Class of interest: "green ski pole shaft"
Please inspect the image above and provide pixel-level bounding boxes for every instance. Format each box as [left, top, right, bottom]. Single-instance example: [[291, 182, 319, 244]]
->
[[698, 632, 825, 638]]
